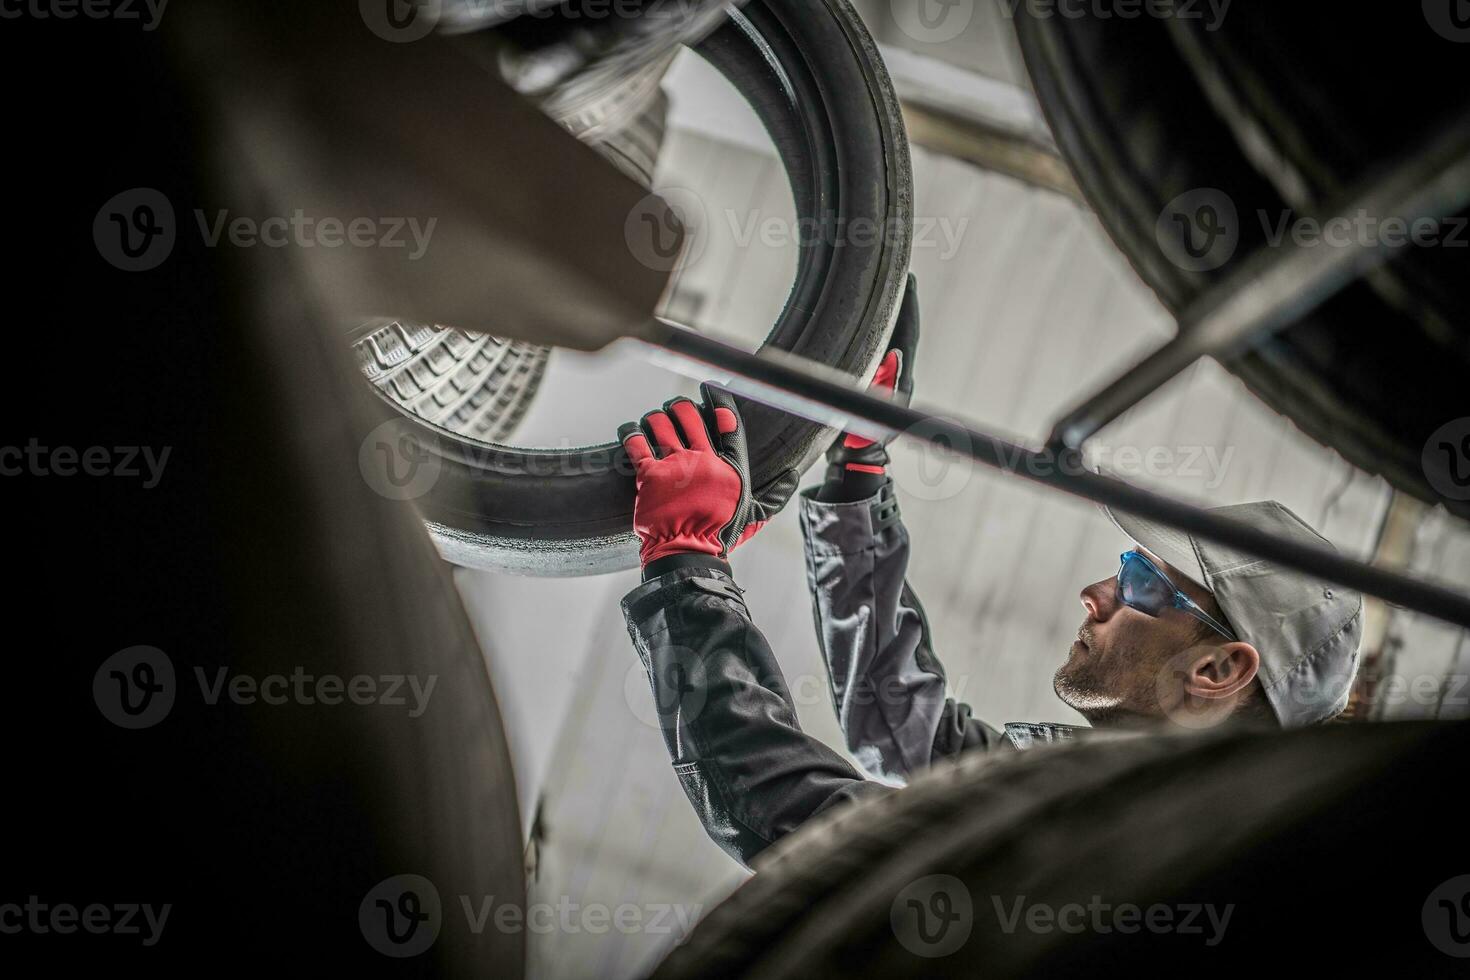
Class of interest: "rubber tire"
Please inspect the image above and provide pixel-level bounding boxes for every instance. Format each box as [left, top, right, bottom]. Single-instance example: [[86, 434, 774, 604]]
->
[[651, 722, 1469, 978], [1013, 7, 1470, 521], [354, 319, 550, 443], [391, 0, 914, 577], [6, 20, 525, 970], [350, 88, 667, 448]]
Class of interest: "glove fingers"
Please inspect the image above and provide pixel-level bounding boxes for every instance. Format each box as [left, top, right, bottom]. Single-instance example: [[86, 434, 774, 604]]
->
[[697, 382, 741, 450], [890, 271, 920, 400], [618, 421, 653, 466], [869, 349, 901, 394], [642, 410, 683, 456], [665, 397, 712, 453]]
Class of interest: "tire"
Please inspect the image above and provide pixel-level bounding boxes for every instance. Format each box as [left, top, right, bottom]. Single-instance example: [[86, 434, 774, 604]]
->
[[651, 722, 1468, 978], [390, 0, 913, 576], [12, 19, 525, 971], [1013, 7, 1470, 521], [349, 87, 669, 448], [354, 319, 550, 443]]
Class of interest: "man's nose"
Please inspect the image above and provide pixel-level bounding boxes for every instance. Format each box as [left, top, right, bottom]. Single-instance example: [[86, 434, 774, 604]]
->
[[1080, 578, 1117, 621]]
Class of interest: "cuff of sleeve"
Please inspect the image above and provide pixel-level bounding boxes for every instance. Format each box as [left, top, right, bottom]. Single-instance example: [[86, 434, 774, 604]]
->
[[798, 480, 900, 557], [623, 563, 748, 628], [643, 552, 732, 582], [814, 465, 888, 503]]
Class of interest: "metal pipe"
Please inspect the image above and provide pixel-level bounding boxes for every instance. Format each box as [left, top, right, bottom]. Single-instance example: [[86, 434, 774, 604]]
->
[[647, 325, 1470, 630]]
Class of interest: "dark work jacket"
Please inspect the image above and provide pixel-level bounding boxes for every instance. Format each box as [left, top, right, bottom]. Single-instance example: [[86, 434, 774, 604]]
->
[[620, 481, 1089, 868]]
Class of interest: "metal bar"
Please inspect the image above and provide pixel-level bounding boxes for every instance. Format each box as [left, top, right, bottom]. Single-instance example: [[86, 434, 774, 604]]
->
[[646, 325, 1470, 630], [1046, 110, 1470, 450]]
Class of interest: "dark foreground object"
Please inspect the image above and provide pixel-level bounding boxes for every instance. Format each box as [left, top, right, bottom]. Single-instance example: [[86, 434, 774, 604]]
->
[[655, 721, 1469, 978]]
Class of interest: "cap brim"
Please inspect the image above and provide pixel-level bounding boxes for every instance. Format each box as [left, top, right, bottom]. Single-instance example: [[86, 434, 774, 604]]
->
[[1102, 505, 1210, 593]]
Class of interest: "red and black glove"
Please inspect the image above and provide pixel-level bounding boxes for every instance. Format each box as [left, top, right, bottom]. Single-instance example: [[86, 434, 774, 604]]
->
[[818, 272, 920, 501], [619, 384, 785, 576]]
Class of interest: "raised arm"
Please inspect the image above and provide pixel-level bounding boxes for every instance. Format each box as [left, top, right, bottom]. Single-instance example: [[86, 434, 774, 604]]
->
[[801, 276, 1004, 784], [622, 558, 887, 866], [618, 386, 888, 867]]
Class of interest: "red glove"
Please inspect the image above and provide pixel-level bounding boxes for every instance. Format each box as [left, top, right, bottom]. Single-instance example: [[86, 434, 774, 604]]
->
[[619, 383, 767, 568], [823, 272, 920, 483]]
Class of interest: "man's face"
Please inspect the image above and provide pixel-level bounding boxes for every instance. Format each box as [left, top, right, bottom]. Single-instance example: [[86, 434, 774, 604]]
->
[[1053, 546, 1217, 725]]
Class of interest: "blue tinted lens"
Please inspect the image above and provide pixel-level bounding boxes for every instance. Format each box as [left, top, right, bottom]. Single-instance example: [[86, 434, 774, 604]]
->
[[1117, 552, 1173, 614]]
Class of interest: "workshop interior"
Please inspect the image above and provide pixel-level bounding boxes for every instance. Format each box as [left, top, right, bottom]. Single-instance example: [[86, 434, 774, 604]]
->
[[6, 0, 1470, 975]]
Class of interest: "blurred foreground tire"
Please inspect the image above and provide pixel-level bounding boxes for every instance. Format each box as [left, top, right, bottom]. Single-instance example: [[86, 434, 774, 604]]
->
[[5, 15, 525, 974], [654, 722, 1468, 978]]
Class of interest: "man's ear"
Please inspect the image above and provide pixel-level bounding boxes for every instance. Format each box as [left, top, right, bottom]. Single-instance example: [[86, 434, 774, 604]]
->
[[1183, 641, 1261, 701]]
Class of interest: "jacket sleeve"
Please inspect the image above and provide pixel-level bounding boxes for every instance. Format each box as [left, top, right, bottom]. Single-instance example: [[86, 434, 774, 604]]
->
[[798, 480, 1005, 785], [621, 563, 891, 868]]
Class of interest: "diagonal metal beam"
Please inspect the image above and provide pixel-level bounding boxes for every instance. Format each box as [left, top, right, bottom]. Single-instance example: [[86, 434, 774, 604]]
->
[[1046, 109, 1470, 450], [645, 325, 1470, 630]]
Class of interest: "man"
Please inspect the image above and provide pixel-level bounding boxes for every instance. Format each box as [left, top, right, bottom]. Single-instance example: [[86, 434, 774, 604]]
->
[[618, 277, 1363, 867]]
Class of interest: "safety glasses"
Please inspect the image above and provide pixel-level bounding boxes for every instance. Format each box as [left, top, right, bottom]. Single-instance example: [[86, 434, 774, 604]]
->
[[1116, 551, 1237, 641]]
